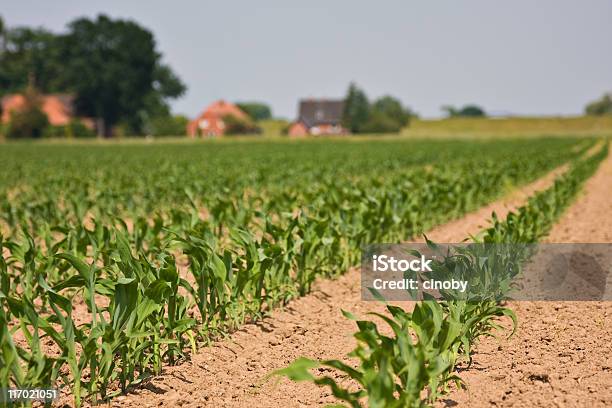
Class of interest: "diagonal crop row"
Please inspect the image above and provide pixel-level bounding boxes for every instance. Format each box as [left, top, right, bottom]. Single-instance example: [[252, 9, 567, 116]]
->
[[0, 138, 596, 406], [275, 141, 608, 407]]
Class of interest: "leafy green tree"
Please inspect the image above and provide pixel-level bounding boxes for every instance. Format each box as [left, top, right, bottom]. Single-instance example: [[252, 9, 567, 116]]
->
[[223, 114, 260, 135], [7, 108, 49, 138], [137, 65, 187, 126], [355, 95, 413, 134], [0, 15, 186, 137], [0, 26, 64, 95], [7, 105, 49, 139], [236, 102, 272, 121], [342, 82, 370, 133], [59, 15, 185, 136], [442, 104, 486, 118], [371, 95, 411, 127], [150, 114, 189, 136], [585, 93, 612, 116], [459, 105, 486, 117], [6, 83, 49, 138], [0, 15, 6, 52], [360, 111, 403, 133]]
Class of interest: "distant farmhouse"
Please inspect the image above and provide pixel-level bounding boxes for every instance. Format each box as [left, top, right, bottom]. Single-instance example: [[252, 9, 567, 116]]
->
[[1, 93, 93, 128], [288, 99, 347, 136], [187, 100, 249, 137]]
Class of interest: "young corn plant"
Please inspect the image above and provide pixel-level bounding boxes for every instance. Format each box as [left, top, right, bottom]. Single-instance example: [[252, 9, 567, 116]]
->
[[0, 137, 595, 406], [276, 303, 464, 408], [276, 141, 608, 408]]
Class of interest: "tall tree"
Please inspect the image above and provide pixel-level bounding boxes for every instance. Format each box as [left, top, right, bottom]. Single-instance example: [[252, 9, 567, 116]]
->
[[342, 82, 370, 133], [60, 15, 185, 136], [0, 16, 6, 51], [585, 93, 612, 116], [0, 26, 64, 95], [371, 95, 411, 127], [0, 15, 186, 137]]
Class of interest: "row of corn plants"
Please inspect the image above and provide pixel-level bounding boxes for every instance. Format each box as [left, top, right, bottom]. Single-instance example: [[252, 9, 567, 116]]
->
[[0, 138, 594, 406], [275, 141, 608, 407]]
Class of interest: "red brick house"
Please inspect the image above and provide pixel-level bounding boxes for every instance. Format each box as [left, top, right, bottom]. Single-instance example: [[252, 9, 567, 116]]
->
[[288, 99, 347, 136], [187, 100, 249, 137], [1, 93, 93, 128]]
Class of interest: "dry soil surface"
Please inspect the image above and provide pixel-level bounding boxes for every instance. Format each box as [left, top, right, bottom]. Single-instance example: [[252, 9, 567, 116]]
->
[[440, 150, 612, 408], [108, 161, 586, 408]]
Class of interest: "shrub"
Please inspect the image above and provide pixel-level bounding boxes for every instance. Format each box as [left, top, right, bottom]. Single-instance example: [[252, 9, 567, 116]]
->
[[7, 106, 49, 139], [43, 120, 96, 138], [442, 104, 487, 118], [223, 114, 260, 135], [359, 96, 413, 134], [372, 95, 411, 127], [342, 85, 412, 134], [360, 111, 403, 133], [150, 114, 189, 136], [235, 102, 272, 121], [69, 120, 96, 138], [585, 93, 612, 116]]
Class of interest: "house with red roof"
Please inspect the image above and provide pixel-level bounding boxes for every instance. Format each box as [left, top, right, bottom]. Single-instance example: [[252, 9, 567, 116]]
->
[[187, 100, 249, 137]]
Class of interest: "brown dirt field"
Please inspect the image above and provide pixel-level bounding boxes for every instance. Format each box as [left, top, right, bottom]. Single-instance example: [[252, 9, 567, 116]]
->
[[438, 150, 612, 408], [107, 161, 580, 408]]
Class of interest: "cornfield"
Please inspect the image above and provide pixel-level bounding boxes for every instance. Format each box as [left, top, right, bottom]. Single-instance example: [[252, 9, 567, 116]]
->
[[0, 137, 605, 407]]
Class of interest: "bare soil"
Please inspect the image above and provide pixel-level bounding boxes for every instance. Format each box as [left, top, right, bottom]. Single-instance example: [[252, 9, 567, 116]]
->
[[106, 161, 590, 408], [439, 150, 612, 408]]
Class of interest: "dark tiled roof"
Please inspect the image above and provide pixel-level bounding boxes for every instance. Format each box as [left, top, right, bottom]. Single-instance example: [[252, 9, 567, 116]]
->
[[298, 99, 344, 127]]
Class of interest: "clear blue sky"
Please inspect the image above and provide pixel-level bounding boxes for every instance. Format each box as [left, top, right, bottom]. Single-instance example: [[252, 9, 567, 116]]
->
[[3, 1, 611, 119]]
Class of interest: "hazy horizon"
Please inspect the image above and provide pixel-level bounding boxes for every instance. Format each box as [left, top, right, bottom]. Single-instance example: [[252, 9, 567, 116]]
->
[[3, 1, 611, 120]]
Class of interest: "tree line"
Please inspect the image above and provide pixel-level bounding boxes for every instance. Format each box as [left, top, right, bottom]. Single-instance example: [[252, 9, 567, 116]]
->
[[341, 83, 492, 135], [585, 93, 612, 116], [341, 83, 415, 134], [0, 14, 186, 138]]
